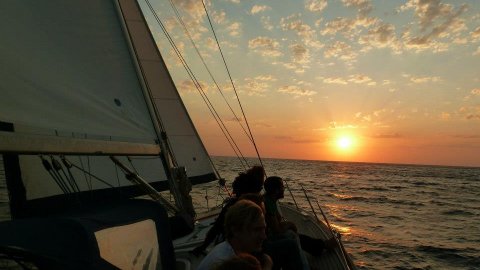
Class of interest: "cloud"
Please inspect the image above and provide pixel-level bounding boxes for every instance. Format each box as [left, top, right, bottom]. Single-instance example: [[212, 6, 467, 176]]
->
[[410, 76, 441, 83], [324, 41, 358, 61], [242, 75, 277, 96], [278, 85, 316, 97], [206, 37, 218, 51], [280, 14, 319, 46], [459, 106, 480, 120], [399, 1, 468, 52], [369, 132, 402, 139], [171, 0, 205, 24], [323, 77, 348, 85], [474, 46, 480, 56], [359, 22, 401, 52], [305, 0, 327, 12], [178, 79, 209, 94], [400, 0, 458, 30], [251, 5, 271, 15], [440, 112, 451, 120], [321, 16, 378, 38], [274, 136, 322, 144], [349, 74, 375, 85], [227, 22, 242, 37], [261, 16, 274, 31], [342, 0, 373, 17], [290, 43, 310, 64], [328, 121, 359, 129], [212, 10, 226, 24], [248, 37, 283, 57], [472, 26, 480, 41]]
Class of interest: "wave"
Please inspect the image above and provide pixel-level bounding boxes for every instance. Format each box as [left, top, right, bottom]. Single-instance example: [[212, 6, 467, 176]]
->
[[415, 245, 480, 268], [441, 209, 475, 216], [339, 195, 425, 206]]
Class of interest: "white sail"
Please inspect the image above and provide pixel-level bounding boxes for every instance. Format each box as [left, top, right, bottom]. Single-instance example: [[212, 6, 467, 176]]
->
[[0, 0, 216, 215]]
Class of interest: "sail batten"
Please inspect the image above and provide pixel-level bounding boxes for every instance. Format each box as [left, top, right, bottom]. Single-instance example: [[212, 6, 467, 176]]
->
[[0, 131, 160, 156]]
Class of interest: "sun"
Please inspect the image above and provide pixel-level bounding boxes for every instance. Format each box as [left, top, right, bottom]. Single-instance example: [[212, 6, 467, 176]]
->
[[336, 136, 354, 150]]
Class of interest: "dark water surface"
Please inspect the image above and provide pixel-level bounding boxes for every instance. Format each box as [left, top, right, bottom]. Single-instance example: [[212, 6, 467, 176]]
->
[[1, 156, 479, 269], [209, 157, 480, 270]]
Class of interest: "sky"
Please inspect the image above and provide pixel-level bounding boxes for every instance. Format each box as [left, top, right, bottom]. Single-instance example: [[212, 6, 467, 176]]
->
[[142, 0, 480, 167]]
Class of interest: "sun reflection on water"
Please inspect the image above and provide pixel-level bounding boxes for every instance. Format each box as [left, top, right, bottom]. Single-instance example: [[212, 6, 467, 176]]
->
[[330, 223, 352, 235]]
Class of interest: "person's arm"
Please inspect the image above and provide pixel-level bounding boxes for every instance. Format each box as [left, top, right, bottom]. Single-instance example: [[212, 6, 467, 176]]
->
[[192, 202, 231, 255], [264, 196, 285, 235]]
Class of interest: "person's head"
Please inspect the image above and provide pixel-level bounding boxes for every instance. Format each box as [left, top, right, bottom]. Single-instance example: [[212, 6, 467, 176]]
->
[[214, 253, 261, 270], [232, 166, 265, 196], [264, 176, 285, 199], [238, 193, 265, 213], [224, 200, 266, 253]]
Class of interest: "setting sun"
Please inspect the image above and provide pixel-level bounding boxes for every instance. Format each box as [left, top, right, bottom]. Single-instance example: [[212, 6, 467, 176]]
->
[[337, 136, 354, 150]]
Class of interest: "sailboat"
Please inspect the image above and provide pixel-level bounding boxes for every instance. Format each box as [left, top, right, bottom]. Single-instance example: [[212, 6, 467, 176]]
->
[[0, 0, 356, 269]]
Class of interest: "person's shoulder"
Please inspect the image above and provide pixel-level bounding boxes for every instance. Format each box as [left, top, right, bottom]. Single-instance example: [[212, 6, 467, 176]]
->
[[197, 242, 234, 270], [224, 197, 238, 206]]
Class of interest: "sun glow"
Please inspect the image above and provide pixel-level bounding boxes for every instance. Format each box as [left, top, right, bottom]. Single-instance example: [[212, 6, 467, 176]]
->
[[336, 136, 354, 150]]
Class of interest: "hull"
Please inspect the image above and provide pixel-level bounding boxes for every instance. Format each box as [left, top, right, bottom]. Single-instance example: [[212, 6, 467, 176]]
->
[[173, 203, 356, 270]]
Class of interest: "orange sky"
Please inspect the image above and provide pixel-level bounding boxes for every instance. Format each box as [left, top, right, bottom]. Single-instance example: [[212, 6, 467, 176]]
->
[[145, 0, 480, 167]]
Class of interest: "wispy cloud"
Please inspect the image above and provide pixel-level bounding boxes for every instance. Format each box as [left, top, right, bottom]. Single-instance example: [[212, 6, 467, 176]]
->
[[324, 41, 358, 61], [473, 46, 480, 56], [359, 22, 401, 53], [172, 0, 206, 24], [349, 74, 376, 85], [328, 121, 359, 129], [290, 43, 310, 64], [178, 79, 209, 94], [342, 0, 373, 17], [261, 16, 274, 31], [242, 75, 277, 96], [278, 85, 316, 97], [227, 22, 242, 37], [409, 76, 441, 83], [459, 106, 480, 120], [399, 0, 468, 52], [322, 77, 348, 85], [251, 5, 271, 15], [472, 26, 480, 41], [280, 14, 319, 47], [369, 132, 402, 139], [305, 0, 328, 12], [248, 37, 283, 57]]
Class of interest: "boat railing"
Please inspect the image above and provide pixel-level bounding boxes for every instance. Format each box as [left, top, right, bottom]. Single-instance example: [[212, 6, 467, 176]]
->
[[284, 178, 354, 270]]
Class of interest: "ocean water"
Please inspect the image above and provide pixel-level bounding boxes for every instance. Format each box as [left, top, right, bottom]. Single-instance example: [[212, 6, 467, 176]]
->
[[207, 156, 480, 270], [1, 156, 479, 269]]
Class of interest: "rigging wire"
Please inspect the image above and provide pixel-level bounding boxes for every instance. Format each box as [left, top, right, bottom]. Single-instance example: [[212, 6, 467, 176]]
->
[[64, 159, 116, 188], [40, 156, 69, 194], [200, 0, 266, 170], [166, 0, 254, 145], [143, 0, 249, 170], [60, 156, 81, 193]]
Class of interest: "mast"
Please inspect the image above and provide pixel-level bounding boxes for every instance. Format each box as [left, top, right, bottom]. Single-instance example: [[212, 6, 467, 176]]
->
[[114, 0, 195, 216]]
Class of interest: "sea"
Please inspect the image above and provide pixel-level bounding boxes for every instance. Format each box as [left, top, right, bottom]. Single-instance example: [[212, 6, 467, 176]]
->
[[1, 156, 479, 270]]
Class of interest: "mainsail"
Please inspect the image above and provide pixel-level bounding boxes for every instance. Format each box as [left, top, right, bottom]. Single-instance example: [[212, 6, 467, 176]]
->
[[0, 0, 217, 217]]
